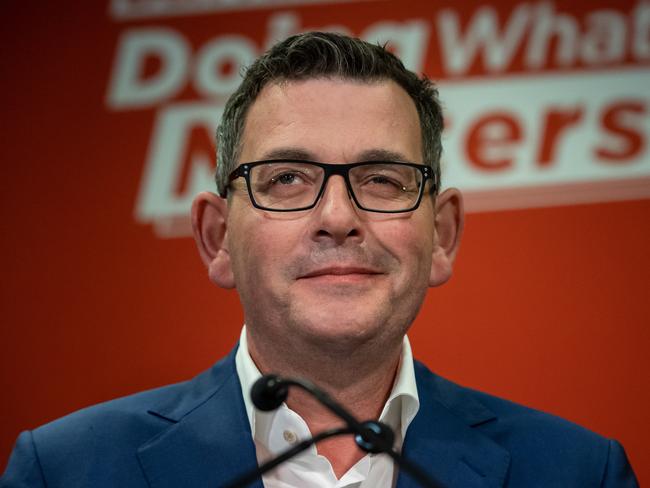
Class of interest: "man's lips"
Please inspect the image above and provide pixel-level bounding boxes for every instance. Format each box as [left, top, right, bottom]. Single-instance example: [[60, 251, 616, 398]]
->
[[298, 266, 382, 279]]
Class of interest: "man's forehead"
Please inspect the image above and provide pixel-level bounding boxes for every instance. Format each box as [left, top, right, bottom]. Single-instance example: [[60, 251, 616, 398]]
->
[[238, 77, 422, 164]]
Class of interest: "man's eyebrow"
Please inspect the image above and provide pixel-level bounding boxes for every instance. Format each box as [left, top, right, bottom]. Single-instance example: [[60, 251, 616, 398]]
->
[[260, 147, 317, 161], [356, 149, 414, 163]]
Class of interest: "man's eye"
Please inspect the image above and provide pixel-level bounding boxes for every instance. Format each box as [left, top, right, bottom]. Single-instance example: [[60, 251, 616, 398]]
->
[[369, 176, 392, 185], [271, 173, 301, 185], [367, 175, 401, 187]]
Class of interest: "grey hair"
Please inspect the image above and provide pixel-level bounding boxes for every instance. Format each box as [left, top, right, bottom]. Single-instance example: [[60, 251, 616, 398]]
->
[[216, 31, 443, 196]]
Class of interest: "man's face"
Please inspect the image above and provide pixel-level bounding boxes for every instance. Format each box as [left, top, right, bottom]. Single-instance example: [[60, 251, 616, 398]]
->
[[225, 78, 437, 351]]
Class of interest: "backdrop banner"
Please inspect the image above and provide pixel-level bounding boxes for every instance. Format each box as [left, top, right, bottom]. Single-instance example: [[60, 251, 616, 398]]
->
[[1, 0, 648, 482]]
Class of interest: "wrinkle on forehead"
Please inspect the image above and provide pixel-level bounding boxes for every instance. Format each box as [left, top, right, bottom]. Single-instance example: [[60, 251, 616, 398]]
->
[[256, 146, 416, 164]]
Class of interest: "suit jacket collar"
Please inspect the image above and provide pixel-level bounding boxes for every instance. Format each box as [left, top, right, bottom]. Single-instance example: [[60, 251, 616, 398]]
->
[[396, 361, 510, 488], [137, 348, 263, 488], [136, 349, 510, 488]]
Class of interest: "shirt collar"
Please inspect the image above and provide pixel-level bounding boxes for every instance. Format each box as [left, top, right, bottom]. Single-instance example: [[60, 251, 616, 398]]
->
[[235, 325, 420, 446]]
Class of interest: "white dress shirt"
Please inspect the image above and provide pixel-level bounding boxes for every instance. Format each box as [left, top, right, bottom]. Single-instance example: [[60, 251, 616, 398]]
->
[[235, 326, 420, 488]]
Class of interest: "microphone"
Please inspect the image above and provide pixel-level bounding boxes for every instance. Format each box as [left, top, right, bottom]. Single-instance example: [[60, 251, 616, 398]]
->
[[250, 374, 288, 411], [223, 374, 444, 488]]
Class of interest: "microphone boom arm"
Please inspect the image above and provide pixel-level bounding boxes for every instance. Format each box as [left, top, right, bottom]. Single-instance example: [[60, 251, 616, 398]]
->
[[222, 426, 353, 488], [242, 374, 444, 488]]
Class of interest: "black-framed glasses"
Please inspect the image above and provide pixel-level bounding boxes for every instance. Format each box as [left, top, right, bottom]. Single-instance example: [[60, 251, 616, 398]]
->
[[221, 159, 436, 213]]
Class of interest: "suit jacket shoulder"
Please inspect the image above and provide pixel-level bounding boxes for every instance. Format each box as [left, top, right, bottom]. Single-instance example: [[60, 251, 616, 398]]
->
[[399, 360, 639, 488], [1, 349, 261, 488]]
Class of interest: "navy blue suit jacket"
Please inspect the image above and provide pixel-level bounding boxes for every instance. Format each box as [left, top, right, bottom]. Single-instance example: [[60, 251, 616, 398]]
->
[[1, 348, 639, 487]]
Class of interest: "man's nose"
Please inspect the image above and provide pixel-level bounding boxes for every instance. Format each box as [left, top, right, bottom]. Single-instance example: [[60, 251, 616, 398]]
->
[[310, 175, 363, 245]]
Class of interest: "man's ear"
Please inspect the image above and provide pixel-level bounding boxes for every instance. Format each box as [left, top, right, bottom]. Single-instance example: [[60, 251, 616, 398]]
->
[[429, 188, 464, 287], [191, 192, 236, 289]]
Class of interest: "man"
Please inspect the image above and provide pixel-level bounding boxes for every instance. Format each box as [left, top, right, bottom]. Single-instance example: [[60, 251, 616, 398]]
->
[[1, 32, 638, 487]]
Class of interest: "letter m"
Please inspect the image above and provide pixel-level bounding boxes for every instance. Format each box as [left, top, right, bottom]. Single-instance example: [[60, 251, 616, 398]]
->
[[437, 4, 532, 75]]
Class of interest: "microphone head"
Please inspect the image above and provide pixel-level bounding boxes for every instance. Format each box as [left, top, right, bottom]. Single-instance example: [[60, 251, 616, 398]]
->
[[355, 421, 395, 454], [251, 374, 289, 411]]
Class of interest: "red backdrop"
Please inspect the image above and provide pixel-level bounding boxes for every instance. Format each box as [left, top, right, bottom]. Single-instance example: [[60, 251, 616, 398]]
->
[[1, 0, 648, 483]]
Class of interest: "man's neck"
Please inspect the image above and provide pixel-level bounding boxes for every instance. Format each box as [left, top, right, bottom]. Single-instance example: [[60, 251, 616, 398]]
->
[[246, 329, 403, 477]]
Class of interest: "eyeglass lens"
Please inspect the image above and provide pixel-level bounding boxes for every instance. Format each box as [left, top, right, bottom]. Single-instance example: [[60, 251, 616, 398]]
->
[[249, 162, 423, 211]]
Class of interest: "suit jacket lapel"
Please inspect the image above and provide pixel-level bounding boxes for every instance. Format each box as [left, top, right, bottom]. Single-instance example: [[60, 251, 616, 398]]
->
[[397, 362, 510, 488], [136, 349, 263, 488]]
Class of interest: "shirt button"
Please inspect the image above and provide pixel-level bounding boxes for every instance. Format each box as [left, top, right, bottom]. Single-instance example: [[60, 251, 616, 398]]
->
[[283, 430, 298, 444]]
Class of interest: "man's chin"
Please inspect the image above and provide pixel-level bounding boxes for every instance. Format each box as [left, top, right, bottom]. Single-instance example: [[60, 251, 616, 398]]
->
[[287, 306, 386, 348], [281, 283, 396, 346]]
